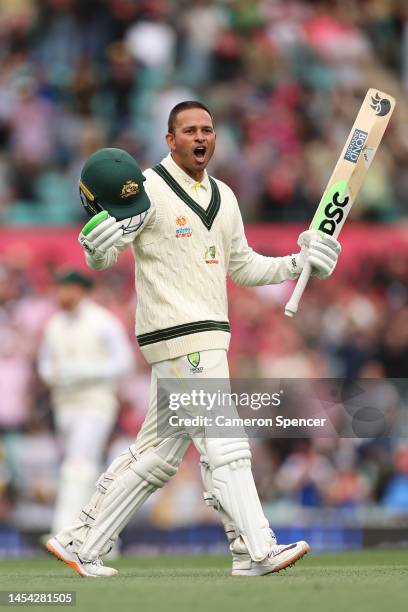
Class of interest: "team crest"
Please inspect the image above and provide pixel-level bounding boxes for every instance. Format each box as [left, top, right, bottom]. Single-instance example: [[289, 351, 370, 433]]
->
[[121, 180, 139, 198], [187, 352, 203, 373], [204, 245, 219, 264], [175, 215, 192, 238]]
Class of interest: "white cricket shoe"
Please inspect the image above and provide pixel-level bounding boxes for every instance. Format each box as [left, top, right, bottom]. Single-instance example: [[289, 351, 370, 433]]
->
[[46, 537, 118, 578], [231, 540, 310, 577]]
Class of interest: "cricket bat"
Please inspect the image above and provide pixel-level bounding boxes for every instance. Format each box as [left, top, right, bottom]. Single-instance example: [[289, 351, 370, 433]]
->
[[284, 88, 396, 318]]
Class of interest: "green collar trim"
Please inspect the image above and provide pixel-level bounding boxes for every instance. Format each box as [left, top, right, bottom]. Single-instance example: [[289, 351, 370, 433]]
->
[[152, 163, 220, 230]]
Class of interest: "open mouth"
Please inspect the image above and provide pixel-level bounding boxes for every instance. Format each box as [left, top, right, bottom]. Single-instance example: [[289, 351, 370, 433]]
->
[[193, 146, 207, 163]]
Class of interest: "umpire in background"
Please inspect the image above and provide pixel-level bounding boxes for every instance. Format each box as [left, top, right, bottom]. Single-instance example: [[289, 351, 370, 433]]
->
[[38, 269, 133, 534]]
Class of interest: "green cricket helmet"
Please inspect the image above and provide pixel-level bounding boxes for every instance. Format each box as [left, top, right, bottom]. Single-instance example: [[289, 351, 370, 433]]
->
[[79, 148, 151, 221]]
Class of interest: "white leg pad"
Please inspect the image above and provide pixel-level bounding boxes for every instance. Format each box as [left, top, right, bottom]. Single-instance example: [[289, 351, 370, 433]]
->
[[205, 438, 273, 562], [63, 446, 178, 562], [200, 456, 239, 544]]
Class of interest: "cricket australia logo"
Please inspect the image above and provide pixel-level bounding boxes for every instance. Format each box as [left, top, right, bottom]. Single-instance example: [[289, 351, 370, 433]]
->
[[204, 245, 219, 264], [175, 215, 192, 238], [370, 93, 391, 117], [187, 352, 203, 374]]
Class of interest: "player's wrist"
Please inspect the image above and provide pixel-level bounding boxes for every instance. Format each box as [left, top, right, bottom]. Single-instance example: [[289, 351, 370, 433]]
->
[[290, 252, 305, 277], [286, 248, 309, 277]]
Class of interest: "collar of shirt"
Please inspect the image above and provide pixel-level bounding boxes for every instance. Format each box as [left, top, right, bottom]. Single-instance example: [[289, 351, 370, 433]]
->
[[160, 153, 210, 194]]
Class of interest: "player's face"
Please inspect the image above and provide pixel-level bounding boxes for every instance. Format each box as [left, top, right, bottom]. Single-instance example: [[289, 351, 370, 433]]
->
[[56, 284, 86, 310], [166, 108, 216, 180]]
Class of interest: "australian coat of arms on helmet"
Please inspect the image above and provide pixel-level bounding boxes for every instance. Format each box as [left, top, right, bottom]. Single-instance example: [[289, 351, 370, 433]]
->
[[121, 180, 139, 198]]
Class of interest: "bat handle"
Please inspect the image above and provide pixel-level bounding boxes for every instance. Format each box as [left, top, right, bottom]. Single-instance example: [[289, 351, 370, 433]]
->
[[284, 262, 312, 317]]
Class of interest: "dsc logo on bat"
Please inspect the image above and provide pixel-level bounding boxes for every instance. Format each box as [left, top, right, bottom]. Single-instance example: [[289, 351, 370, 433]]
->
[[311, 181, 350, 237]]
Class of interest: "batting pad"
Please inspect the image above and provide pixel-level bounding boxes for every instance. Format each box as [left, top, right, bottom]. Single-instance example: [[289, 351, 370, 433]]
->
[[75, 447, 178, 562], [205, 438, 273, 562], [201, 456, 240, 545]]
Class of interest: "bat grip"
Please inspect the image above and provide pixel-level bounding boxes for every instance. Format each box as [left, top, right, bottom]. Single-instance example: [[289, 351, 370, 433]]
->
[[284, 262, 312, 317]]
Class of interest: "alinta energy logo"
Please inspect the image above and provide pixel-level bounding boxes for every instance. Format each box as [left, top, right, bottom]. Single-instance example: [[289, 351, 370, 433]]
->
[[175, 215, 192, 238], [370, 92, 391, 117]]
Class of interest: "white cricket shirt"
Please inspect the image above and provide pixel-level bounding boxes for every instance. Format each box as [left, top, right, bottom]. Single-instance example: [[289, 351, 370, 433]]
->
[[85, 154, 300, 363]]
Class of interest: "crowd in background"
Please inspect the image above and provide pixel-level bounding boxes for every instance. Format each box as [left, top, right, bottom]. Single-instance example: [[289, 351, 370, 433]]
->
[[0, 0, 408, 539], [0, 0, 408, 225], [0, 230, 407, 532]]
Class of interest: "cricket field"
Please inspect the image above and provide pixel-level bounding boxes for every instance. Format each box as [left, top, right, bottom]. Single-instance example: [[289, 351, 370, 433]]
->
[[1, 549, 407, 612]]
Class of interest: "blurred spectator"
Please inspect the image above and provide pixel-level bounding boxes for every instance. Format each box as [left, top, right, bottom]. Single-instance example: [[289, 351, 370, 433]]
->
[[383, 447, 408, 513], [5, 412, 59, 531], [37, 269, 134, 534], [0, 0, 406, 224], [275, 440, 335, 507]]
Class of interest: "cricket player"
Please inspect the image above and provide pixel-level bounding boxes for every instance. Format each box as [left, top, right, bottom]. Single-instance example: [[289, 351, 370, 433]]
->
[[38, 270, 133, 534], [46, 101, 341, 577]]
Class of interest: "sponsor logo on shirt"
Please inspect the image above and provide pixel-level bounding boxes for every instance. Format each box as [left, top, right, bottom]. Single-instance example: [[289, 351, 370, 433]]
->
[[175, 215, 192, 238], [204, 245, 219, 264]]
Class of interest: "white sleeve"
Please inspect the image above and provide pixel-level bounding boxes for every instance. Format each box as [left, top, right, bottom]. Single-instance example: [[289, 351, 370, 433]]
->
[[84, 238, 130, 271], [98, 318, 134, 380], [228, 194, 300, 286], [37, 331, 56, 386]]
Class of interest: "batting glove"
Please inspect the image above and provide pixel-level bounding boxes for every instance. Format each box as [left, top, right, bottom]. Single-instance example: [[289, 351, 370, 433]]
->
[[297, 229, 341, 279], [79, 210, 147, 258]]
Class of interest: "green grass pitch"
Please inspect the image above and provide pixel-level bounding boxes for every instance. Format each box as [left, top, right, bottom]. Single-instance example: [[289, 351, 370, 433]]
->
[[1, 550, 407, 612]]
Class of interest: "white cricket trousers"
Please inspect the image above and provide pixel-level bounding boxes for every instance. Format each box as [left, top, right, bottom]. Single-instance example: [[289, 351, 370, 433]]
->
[[61, 348, 272, 563], [52, 407, 116, 533], [135, 348, 230, 457]]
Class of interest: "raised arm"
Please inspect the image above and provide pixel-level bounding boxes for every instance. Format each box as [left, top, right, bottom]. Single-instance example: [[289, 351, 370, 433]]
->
[[78, 209, 151, 270], [228, 194, 341, 287], [228, 195, 300, 286]]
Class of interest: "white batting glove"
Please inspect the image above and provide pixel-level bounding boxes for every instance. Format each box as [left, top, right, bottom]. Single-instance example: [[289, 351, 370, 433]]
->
[[297, 229, 341, 279], [79, 211, 147, 258]]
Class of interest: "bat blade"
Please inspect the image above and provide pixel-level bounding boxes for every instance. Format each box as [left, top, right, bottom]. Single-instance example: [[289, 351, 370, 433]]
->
[[284, 88, 396, 318]]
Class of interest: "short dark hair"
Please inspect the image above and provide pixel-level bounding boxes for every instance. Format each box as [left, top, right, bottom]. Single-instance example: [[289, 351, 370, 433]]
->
[[167, 101, 213, 133], [54, 269, 94, 290]]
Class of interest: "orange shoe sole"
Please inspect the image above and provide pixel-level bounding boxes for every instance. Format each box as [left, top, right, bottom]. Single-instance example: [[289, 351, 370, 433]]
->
[[46, 540, 89, 578]]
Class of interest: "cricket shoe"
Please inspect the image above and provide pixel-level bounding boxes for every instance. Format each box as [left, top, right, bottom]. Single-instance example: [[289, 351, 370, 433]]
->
[[46, 537, 118, 578], [231, 540, 310, 577]]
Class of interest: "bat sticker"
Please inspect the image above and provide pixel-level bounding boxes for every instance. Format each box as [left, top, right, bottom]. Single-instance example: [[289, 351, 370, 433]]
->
[[311, 181, 349, 236], [370, 93, 391, 116], [344, 129, 368, 163], [362, 147, 376, 168]]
